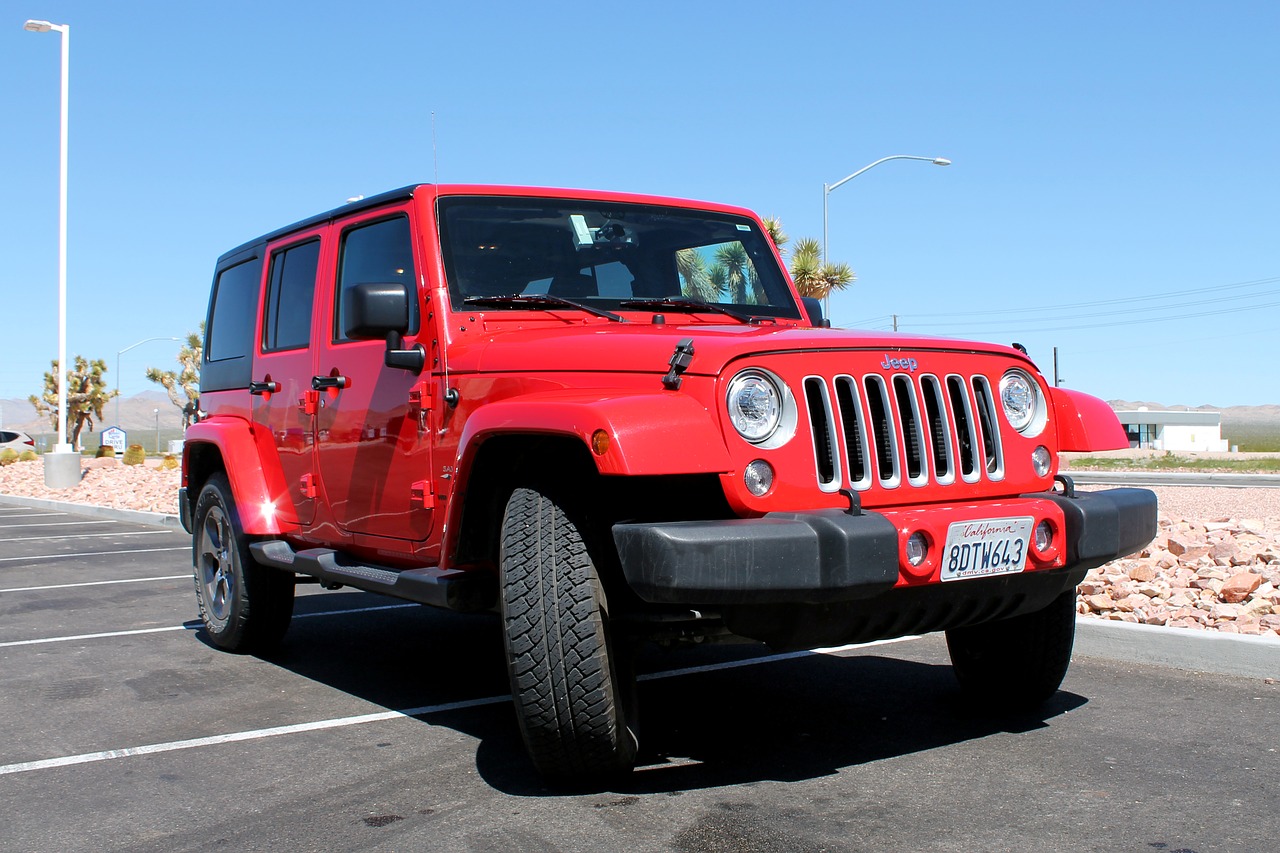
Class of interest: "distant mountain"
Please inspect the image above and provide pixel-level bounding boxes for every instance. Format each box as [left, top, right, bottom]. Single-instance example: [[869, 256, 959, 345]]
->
[[1108, 400, 1280, 423], [1, 390, 186, 435]]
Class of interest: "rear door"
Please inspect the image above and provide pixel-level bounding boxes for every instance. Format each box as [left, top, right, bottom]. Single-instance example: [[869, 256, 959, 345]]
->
[[312, 206, 433, 541], [250, 229, 326, 526]]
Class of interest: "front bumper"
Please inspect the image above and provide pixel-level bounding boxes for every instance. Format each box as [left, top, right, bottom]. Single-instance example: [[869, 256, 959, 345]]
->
[[612, 487, 1157, 606]]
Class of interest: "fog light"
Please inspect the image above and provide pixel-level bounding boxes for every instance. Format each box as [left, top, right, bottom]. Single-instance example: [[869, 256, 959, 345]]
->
[[1032, 445, 1052, 477], [906, 532, 929, 567], [744, 460, 774, 496], [1035, 520, 1054, 553]]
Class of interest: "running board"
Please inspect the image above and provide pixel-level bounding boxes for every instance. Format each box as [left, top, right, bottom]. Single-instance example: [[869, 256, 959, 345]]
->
[[249, 540, 494, 613]]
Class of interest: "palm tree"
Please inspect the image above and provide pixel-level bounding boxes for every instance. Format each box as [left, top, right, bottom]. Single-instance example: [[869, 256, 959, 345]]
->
[[715, 242, 751, 303], [788, 237, 856, 300], [675, 248, 720, 301]]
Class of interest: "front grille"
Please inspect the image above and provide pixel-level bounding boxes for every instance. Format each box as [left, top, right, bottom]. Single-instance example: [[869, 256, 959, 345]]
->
[[805, 372, 1005, 490]]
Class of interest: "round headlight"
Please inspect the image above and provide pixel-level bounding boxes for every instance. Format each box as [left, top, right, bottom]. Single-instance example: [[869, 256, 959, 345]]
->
[[999, 370, 1039, 433], [727, 370, 782, 443]]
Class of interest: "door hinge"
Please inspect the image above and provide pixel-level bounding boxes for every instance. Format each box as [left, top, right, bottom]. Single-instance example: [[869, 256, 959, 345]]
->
[[300, 389, 320, 416], [410, 479, 435, 510], [299, 473, 318, 500]]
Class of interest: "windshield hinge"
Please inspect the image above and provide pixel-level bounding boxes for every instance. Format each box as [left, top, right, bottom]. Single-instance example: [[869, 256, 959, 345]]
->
[[662, 338, 695, 390]]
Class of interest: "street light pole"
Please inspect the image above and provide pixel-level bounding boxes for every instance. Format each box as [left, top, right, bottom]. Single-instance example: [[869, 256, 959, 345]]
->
[[116, 337, 181, 426], [25, 19, 80, 487], [821, 154, 951, 316]]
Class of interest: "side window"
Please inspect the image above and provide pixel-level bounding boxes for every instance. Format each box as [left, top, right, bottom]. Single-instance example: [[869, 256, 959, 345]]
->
[[206, 257, 262, 362], [263, 239, 320, 352], [334, 216, 417, 342], [0, 431, 14, 443]]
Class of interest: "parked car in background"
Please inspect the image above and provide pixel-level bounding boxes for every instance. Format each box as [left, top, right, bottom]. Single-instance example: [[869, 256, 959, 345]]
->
[[0, 430, 36, 454]]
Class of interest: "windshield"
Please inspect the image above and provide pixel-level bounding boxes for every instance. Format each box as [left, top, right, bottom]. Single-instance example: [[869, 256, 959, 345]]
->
[[438, 197, 800, 319]]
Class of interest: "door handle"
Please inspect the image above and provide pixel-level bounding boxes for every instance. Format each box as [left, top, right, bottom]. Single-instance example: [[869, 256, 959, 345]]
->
[[311, 374, 349, 391], [249, 379, 280, 395]]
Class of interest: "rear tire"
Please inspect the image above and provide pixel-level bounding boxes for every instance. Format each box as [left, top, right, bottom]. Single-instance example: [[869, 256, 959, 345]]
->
[[499, 484, 638, 783], [945, 589, 1076, 709], [193, 473, 294, 654]]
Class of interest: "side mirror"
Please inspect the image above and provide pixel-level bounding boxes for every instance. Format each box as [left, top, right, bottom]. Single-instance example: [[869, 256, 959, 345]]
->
[[344, 282, 409, 340], [800, 296, 831, 328], [343, 282, 425, 374]]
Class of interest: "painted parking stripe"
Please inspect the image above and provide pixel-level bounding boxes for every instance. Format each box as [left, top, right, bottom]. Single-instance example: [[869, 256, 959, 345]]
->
[[0, 520, 116, 529], [0, 575, 191, 593], [0, 546, 189, 563], [1, 531, 174, 543], [0, 603, 418, 648], [0, 512, 66, 519], [0, 637, 918, 777]]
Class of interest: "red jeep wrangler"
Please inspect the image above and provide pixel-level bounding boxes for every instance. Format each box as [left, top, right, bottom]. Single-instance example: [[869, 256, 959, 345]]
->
[[181, 184, 1156, 782]]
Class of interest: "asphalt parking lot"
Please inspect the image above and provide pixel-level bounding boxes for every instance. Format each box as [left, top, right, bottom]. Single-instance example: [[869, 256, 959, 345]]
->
[[1, 502, 1276, 853]]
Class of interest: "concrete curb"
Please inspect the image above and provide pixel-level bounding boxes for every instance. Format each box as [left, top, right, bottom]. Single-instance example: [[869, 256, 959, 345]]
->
[[1075, 617, 1278, 680], [0, 495, 182, 531], [1, 494, 1274, 680]]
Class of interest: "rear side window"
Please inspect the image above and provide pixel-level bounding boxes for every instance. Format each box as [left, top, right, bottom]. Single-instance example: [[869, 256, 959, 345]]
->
[[202, 256, 263, 392], [0, 431, 14, 443], [263, 239, 320, 352], [334, 216, 417, 342]]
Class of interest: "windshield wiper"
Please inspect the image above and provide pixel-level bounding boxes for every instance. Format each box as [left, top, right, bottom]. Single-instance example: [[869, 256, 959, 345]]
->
[[617, 297, 770, 325], [463, 293, 624, 322]]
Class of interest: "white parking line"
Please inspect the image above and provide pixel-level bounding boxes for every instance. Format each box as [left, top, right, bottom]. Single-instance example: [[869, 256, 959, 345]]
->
[[0, 603, 418, 647], [0, 637, 919, 777], [0, 575, 191, 593], [0, 546, 189, 564], [0, 520, 115, 529], [0, 512, 65, 519], [1, 531, 173, 543]]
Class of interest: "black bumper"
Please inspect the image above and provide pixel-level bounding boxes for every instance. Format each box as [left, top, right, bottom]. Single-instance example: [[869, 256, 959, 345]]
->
[[178, 486, 191, 533], [611, 487, 1157, 606]]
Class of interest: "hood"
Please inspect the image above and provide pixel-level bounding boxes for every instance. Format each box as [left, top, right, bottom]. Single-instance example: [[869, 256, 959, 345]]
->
[[444, 319, 1037, 377]]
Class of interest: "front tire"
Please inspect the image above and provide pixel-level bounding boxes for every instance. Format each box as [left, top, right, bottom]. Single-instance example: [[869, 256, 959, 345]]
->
[[499, 484, 638, 783], [193, 473, 294, 654], [945, 589, 1077, 709]]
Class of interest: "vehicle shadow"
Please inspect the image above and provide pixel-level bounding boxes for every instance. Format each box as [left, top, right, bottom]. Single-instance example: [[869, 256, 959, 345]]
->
[[199, 589, 1087, 797]]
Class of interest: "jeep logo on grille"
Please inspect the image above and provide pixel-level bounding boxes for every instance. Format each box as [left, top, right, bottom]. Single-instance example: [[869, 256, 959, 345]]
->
[[880, 355, 919, 372]]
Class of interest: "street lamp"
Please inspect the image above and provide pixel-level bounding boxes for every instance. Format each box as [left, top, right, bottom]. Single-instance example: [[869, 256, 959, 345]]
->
[[116, 337, 181, 426], [25, 19, 77, 487], [822, 155, 950, 315]]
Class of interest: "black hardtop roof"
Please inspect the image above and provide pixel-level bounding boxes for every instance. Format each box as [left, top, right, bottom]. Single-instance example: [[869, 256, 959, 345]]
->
[[216, 184, 422, 265]]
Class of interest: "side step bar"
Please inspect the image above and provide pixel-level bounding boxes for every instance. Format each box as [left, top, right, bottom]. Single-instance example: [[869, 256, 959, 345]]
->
[[249, 540, 495, 613]]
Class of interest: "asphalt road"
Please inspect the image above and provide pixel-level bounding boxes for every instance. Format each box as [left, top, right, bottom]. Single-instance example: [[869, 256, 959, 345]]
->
[[1, 504, 1276, 852]]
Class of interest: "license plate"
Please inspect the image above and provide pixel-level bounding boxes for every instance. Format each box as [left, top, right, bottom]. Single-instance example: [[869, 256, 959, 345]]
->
[[940, 517, 1034, 582]]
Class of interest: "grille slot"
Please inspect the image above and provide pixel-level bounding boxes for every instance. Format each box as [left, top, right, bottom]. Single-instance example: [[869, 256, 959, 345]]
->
[[802, 367, 1005, 491], [803, 377, 841, 491]]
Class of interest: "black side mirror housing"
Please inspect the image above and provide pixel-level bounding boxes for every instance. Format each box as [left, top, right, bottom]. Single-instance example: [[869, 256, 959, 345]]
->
[[800, 296, 831, 328], [344, 282, 410, 340], [344, 282, 425, 374]]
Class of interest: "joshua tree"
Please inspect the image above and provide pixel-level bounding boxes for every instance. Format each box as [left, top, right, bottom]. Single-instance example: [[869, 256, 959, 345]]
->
[[146, 326, 202, 429], [762, 221, 857, 301], [29, 356, 117, 451]]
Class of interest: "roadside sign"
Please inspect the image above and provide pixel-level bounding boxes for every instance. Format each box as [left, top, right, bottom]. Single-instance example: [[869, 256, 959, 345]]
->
[[101, 426, 127, 455]]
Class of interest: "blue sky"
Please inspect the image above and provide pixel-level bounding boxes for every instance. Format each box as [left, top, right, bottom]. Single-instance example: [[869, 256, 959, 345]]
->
[[2, 1, 1277, 406]]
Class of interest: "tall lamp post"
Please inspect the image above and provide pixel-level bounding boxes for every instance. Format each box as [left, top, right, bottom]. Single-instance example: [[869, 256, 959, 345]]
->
[[116, 337, 180, 426], [822, 154, 951, 315], [24, 18, 79, 486]]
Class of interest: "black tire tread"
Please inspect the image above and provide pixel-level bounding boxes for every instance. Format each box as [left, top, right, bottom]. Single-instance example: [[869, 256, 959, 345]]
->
[[193, 472, 294, 654], [500, 485, 636, 781]]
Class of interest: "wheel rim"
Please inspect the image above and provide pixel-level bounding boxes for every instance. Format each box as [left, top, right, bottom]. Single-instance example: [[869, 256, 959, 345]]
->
[[198, 504, 234, 626]]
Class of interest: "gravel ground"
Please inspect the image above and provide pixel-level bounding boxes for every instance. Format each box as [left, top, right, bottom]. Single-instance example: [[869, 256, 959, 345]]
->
[[2, 458, 1277, 637]]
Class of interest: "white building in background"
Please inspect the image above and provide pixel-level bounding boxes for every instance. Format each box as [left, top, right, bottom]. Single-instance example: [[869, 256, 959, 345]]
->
[[1114, 408, 1229, 452]]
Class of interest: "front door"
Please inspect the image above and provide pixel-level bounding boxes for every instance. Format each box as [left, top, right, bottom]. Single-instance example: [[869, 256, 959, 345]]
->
[[251, 230, 325, 527], [313, 207, 433, 541]]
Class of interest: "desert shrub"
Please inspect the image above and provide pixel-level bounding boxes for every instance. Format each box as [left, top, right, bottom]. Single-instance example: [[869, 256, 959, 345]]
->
[[122, 444, 147, 466], [19, 450, 38, 462], [160, 454, 179, 470], [0, 449, 17, 466], [95, 444, 116, 458]]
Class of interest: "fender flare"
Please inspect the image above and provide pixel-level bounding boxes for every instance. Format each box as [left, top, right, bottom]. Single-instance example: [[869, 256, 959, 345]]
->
[[1049, 387, 1128, 452], [183, 418, 296, 535], [453, 390, 733, 478]]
